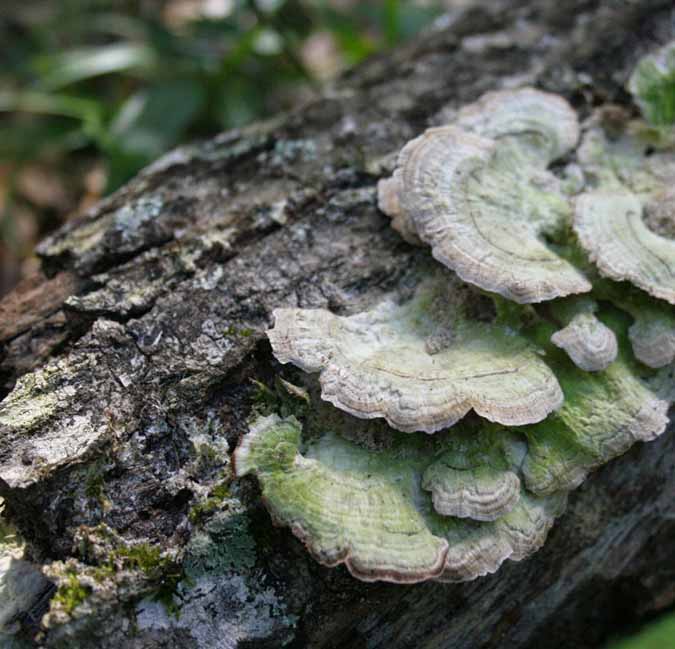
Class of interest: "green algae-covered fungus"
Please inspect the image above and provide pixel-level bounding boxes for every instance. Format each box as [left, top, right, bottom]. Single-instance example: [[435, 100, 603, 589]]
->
[[235, 45, 675, 584], [234, 415, 565, 583], [628, 41, 675, 129]]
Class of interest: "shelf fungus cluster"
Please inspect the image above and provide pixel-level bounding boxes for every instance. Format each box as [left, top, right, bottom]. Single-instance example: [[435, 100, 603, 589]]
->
[[234, 47, 675, 584]]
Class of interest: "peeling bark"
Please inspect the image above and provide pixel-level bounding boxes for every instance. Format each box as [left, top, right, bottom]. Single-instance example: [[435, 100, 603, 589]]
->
[[1, 1, 674, 647]]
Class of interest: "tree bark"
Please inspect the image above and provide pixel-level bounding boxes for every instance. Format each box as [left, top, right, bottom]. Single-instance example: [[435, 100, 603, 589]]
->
[[1, 1, 675, 647]]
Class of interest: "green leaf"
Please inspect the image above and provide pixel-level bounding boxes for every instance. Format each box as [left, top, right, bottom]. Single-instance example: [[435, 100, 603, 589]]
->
[[108, 80, 206, 157], [33, 43, 157, 90], [102, 79, 207, 191], [0, 119, 87, 163], [608, 612, 675, 649], [0, 90, 105, 139]]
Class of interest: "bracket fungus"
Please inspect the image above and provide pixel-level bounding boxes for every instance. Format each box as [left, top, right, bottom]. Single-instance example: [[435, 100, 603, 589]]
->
[[268, 274, 563, 433], [234, 415, 565, 583], [421, 430, 522, 521], [235, 45, 675, 584], [574, 190, 675, 305], [454, 87, 580, 162], [377, 88, 591, 303], [550, 300, 618, 372], [522, 343, 671, 495], [628, 40, 675, 130], [628, 307, 675, 369]]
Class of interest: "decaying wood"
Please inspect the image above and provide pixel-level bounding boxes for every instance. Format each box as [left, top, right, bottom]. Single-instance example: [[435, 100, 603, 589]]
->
[[1, 1, 674, 647]]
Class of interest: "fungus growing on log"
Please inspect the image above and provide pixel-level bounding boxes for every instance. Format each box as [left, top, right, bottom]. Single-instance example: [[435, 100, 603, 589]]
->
[[628, 40, 675, 129], [628, 307, 675, 369], [421, 430, 522, 521], [235, 44, 675, 585], [377, 88, 591, 303], [455, 87, 580, 161], [574, 190, 675, 305], [593, 286, 675, 369], [268, 273, 563, 432], [522, 340, 671, 495], [234, 414, 565, 583], [550, 301, 618, 372]]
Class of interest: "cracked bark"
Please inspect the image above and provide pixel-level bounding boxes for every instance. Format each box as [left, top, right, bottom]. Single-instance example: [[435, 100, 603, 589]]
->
[[1, 1, 675, 648]]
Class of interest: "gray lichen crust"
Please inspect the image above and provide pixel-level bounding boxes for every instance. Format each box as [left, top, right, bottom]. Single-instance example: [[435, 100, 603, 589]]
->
[[377, 88, 591, 303], [268, 274, 563, 432]]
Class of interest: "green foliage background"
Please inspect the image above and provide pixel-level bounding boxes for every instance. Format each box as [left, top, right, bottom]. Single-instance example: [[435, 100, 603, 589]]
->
[[0, 0, 440, 193]]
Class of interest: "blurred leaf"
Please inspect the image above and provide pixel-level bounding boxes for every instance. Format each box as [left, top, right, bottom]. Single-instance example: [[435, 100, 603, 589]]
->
[[0, 90, 104, 138], [109, 79, 207, 157], [255, 0, 287, 13], [85, 13, 154, 41], [383, 0, 400, 47], [104, 148, 151, 194], [310, 6, 376, 64], [33, 43, 157, 89], [216, 79, 261, 128], [0, 120, 87, 163], [252, 28, 284, 55], [396, 4, 440, 40], [608, 612, 675, 649], [104, 79, 207, 190]]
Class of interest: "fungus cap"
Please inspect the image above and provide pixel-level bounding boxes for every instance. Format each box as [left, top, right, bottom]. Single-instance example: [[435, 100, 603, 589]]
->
[[522, 353, 671, 495], [422, 463, 520, 522], [421, 430, 522, 521], [551, 312, 618, 372], [378, 90, 591, 303], [574, 190, 675, 305], [234, 414, 566, 584], [629, 310, 675, 368], [455, 87, 580, 162], [267, 276, 563, 433]]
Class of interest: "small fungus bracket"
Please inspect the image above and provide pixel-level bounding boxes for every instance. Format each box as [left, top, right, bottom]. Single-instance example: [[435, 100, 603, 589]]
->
[[574, 190, 675, 306], [628, 306, 675, 368], [628, 40, 675, 130], [421, 430, 522, 521], [550, 299, 618, 372]]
